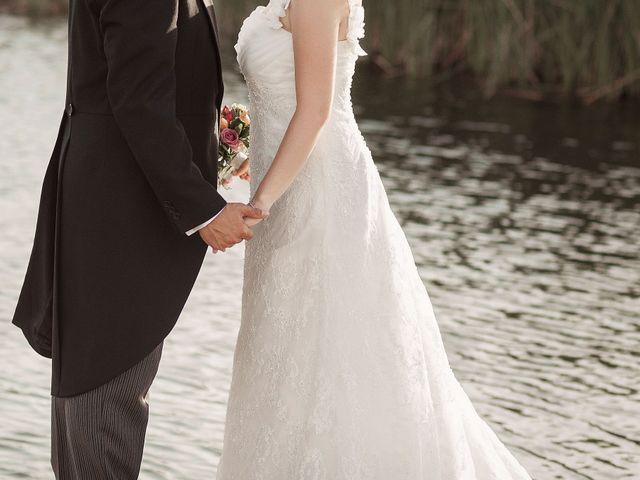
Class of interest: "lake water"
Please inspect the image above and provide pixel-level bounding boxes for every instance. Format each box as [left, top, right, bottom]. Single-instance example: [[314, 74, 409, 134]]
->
[[1, 15, 639, 480]]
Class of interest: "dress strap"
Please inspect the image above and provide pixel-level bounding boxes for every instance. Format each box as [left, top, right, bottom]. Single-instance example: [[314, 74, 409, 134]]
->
[[346, 0, 367, 56], [264, 0, 290, 30]]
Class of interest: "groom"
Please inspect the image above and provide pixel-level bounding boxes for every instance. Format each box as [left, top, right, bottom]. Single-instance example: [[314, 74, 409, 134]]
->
[[12, 0, 264, 477]]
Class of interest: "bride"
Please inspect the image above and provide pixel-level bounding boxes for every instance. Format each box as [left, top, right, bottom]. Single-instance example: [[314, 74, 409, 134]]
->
[[217, 0, 532, 478]]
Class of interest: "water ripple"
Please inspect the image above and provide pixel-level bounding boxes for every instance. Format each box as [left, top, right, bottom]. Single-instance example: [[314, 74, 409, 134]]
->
[[0, 16, 639, 480]]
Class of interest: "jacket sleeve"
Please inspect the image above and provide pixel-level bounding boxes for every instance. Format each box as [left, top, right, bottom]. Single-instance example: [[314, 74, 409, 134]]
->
[[99, 0, 226, 233]]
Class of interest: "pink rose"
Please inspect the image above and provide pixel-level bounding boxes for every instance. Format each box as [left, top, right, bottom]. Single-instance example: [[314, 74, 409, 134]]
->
[[221, 128, 241, 150]]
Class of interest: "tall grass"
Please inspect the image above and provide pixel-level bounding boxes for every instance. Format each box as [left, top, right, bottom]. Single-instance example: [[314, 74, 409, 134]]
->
[[216, 0, 640, 101], [457, 0, 640, 101], [3, 0, 639, 101]]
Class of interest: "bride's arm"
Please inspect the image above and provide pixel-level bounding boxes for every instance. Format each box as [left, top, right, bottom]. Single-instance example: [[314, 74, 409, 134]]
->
[[247, 0, 346, 222]]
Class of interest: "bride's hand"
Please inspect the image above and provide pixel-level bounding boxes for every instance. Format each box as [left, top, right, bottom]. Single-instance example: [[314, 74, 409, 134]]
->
[[244, 216, 263, 227], [233, 158, 251, 181], [243, 199, 270, 228]]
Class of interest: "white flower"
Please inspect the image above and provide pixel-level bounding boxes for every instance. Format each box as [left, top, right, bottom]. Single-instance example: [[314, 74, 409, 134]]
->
[[232, 103, 249, 115]]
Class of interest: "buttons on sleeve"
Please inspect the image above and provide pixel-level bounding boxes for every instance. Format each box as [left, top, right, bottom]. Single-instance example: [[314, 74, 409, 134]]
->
[[162, 200, 182, 221]]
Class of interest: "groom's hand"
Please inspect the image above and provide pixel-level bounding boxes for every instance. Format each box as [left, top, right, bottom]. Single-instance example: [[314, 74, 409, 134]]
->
[[199, 203, 266, 252]]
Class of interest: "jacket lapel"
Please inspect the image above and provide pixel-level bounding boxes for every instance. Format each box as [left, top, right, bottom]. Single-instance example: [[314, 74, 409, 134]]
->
[[199, 0, 224, 110]]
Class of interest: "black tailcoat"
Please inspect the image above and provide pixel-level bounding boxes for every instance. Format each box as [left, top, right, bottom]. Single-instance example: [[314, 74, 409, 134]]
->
[[12, 0, 226, 397]]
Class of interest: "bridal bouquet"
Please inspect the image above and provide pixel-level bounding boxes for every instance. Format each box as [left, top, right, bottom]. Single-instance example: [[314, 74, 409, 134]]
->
[[217, 104, 251, 189]]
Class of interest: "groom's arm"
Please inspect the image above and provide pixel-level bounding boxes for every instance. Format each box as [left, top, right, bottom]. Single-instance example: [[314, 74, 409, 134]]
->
[[99, 0, 226, 234]]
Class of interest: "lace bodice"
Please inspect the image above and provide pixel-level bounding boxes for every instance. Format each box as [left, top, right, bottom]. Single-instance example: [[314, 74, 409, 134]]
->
[[235, 0, 366, 116]]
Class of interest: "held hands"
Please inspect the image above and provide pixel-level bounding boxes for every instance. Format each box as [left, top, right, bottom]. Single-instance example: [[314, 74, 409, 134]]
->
[[244, 197, 270, 228], [199, 203, 267, 253]]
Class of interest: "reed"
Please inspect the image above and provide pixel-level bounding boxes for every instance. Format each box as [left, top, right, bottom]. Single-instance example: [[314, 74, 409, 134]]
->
[[216, 0, 640, 101], [3, 0, 638, 101], [457, 0, 640, 101]]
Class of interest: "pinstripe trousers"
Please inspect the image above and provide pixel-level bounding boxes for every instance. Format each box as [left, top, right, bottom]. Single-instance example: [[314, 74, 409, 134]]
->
[[51, 343, 163, 479]]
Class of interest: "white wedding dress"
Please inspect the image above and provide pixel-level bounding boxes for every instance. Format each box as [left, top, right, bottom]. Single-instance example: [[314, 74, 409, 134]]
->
[[217, 1, 532, 478]]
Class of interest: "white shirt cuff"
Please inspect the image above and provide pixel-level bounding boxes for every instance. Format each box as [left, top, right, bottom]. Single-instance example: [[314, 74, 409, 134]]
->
[[185, 207, 225, 236]]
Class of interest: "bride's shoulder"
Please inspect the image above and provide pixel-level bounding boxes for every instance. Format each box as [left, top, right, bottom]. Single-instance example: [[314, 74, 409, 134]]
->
[[291, 0, 364, 22], [286, 0, 349, 10]]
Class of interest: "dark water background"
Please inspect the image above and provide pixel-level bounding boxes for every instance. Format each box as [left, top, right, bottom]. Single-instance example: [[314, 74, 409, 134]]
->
[[1, 16, 638, 479]]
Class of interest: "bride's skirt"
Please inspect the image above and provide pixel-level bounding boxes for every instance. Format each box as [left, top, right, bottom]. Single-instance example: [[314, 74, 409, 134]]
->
[[216, 129, 531, 479]]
